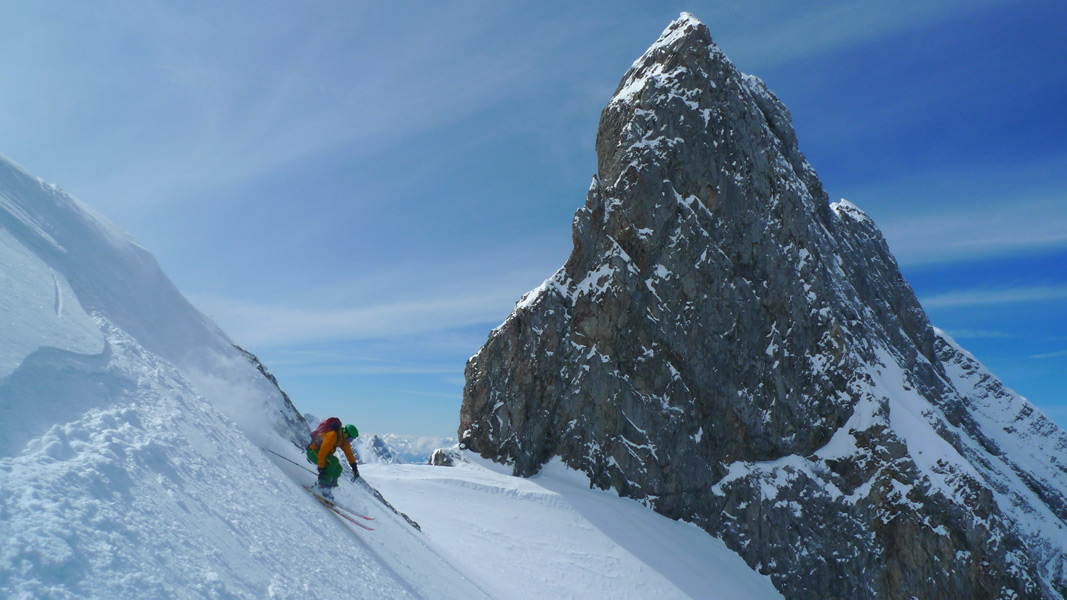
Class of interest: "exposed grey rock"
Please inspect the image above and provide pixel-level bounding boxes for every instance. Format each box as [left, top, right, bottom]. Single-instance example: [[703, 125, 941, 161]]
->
[[460, 13, 1066, 600]]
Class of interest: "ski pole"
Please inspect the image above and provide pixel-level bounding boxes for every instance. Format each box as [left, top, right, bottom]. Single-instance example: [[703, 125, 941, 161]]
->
[[264, 447, 318, 476], [265, 447, 360, 484]]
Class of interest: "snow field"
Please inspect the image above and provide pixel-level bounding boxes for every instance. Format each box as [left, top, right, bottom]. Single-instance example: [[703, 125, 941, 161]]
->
[[363, 455, 783, 600]]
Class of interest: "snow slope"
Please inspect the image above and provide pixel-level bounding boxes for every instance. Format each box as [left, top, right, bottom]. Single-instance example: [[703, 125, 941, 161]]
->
[[364, 454, 782, 600], [0, 152, 485, 598], [0, 153, 305, 448], [0, 326, 489, 599]]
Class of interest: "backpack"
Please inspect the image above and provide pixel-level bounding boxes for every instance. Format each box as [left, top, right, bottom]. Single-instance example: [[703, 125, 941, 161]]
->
[[310, 417, 342, 448]]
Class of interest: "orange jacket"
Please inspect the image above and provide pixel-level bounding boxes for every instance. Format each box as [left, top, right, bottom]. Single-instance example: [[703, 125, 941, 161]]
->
[[311, 429, 356, 468]]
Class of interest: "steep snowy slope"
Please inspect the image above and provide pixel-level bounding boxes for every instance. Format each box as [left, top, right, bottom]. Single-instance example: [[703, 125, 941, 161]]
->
[[0, 324, 491, 599], [0, 154, 306, 448]]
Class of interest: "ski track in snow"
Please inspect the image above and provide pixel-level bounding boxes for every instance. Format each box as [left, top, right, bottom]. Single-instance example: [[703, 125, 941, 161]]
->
[[50, 270, 62, 318], [0, 226, 104, 381]]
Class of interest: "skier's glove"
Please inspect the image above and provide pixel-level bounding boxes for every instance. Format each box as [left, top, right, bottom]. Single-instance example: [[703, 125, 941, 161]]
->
[[349, 463, 360, 481], [317, 467, 328, 485]]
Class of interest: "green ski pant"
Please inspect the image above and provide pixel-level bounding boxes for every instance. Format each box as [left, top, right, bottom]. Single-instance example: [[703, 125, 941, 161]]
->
[[306, 449, 342, 487]]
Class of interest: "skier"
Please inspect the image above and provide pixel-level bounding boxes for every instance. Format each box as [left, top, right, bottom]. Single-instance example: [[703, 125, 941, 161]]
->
[[307, 417, 360, 498]]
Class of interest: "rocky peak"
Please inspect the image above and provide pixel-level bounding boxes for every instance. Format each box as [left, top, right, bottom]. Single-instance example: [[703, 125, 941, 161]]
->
[[460, 13, 1066, 599]]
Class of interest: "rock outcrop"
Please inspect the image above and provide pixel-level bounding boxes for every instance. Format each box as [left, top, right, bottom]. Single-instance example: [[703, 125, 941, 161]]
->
[[460, 14, 1067, 599], [429, 448, 456, 467]]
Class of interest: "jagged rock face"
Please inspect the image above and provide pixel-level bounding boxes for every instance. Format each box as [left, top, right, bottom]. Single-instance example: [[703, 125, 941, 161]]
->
[[460, 14, 1067, 600]]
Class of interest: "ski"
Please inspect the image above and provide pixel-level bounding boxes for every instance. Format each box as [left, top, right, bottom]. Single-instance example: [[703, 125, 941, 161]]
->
[[324, 501, 375, 530], [304, 486, 376, 521]]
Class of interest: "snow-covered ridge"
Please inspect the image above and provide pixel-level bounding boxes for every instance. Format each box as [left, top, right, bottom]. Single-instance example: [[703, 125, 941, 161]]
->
[[831, 198, 871, 223], [0, 153, 306, 448], [933, 329, 1067, 564], [0, 153, 137, 252]]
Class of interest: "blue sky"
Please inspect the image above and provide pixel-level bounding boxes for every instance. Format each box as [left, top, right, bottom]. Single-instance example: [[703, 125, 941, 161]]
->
[[1, 1, 1064, 437]]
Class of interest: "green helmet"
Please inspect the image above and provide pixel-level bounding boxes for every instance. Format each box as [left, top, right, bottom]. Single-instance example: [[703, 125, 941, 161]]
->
[[344, 424, 359, 439]]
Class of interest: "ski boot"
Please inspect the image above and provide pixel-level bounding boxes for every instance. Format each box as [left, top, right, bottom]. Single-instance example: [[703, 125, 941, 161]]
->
[[314, 483, 335, 500]]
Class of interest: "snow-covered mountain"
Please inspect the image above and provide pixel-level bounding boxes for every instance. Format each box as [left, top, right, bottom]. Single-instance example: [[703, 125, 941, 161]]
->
[[462, 14, 1067, 600], [0, 148, 782, 597]]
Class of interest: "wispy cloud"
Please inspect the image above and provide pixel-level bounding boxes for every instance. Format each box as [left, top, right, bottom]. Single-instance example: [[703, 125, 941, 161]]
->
[[922, 285, 1067, 309], [0, 2, 585, 218], [262, 350, 458, 377], [274, 362, 459, 377], [845, 156, 1067, 266], [1033, 350, 1067, 360], [191, 224, 569, 350], [945, 329, 1019, 339], [707, 0, 1014, 70], [193, 289, 517, 349], [271, 350, 442, 367], [880, 196, 1067, 266], [7, 1, 1020, 221], [382, 388, 462, 400]]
